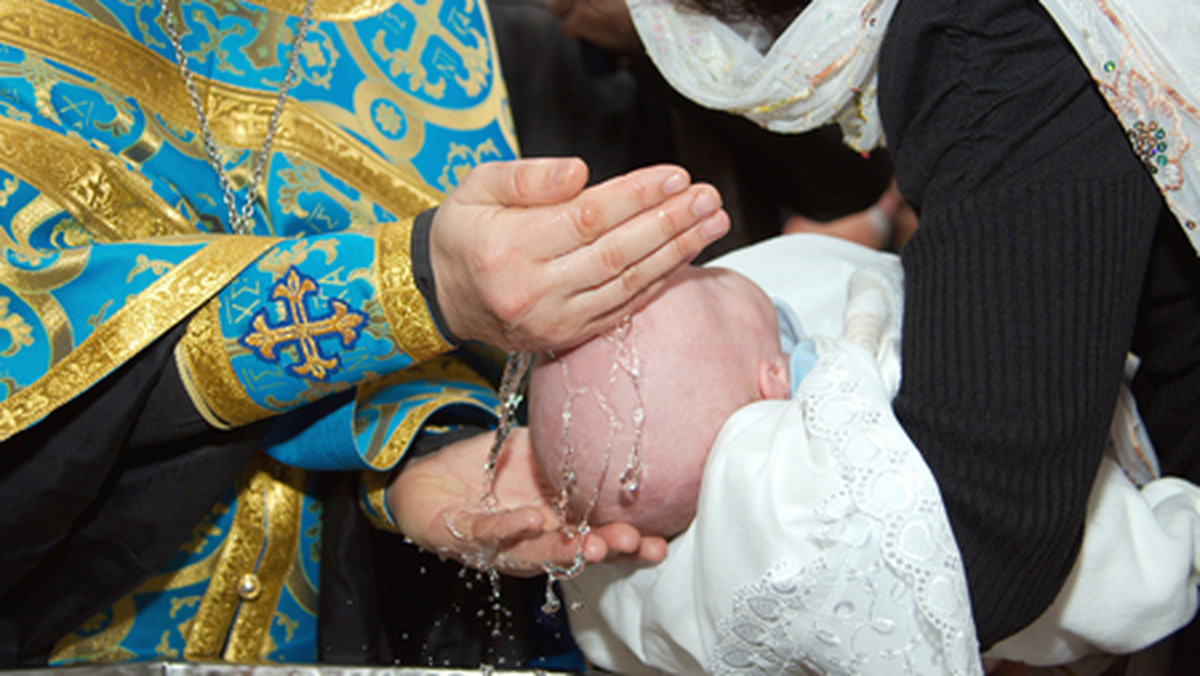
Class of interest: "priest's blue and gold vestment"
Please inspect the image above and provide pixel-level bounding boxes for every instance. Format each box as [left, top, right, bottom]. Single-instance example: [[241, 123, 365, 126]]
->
[[0, 0, 517, 663]]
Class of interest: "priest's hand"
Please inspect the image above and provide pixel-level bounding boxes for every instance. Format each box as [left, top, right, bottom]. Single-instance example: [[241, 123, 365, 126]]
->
[[387, 427, 668, 577], [431, 157, 728, 353]]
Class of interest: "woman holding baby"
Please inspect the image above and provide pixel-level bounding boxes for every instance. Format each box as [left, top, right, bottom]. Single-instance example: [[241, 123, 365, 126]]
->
[[546, 0, 1200, 672]]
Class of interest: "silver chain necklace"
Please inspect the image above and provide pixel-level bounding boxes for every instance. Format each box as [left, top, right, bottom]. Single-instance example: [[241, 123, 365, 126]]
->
[[161, 0, 317, 235]]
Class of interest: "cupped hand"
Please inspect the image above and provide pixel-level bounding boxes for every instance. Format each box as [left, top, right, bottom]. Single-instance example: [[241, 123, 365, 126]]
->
[[431, 157, 729, 353], [388, 427, 668, 577]]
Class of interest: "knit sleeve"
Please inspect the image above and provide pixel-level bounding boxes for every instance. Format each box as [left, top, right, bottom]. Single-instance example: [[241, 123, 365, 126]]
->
[[878, 0, 1167, 649], [894, 175, 1162, 648]]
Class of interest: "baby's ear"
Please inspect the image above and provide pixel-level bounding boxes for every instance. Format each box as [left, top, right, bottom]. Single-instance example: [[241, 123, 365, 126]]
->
[[757, 357, 790, 400]]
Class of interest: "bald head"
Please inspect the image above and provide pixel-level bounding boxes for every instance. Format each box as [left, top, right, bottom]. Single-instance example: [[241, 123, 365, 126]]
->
[[528, 266, 789, 538]]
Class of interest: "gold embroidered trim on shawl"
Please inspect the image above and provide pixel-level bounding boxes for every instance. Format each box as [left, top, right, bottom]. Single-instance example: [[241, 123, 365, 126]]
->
[[175, 298, 274, 430], [184, 455, 305, 662], [0, 1, 444, 221], [0, 235, 278, 442], [375, 217, 451, 364], [0, 118, 196, 242]]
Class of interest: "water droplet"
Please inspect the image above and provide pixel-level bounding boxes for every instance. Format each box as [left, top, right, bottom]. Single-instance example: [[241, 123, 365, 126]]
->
[[620, 475, 639, 500], [541, 581, 562, 615]]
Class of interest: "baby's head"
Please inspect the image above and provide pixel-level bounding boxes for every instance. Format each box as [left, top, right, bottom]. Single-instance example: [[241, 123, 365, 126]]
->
[[528, 266, 790, 538]]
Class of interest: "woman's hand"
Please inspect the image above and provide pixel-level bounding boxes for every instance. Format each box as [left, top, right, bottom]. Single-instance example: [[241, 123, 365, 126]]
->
[[388, 427, 668, 577], [431, 157, 729, 353]]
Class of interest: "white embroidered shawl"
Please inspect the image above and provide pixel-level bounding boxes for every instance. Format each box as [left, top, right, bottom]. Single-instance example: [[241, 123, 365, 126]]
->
[[629, 0, 1200, 252]]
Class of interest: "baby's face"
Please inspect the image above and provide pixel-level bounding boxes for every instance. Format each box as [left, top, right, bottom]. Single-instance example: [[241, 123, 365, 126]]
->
[[528, 265, 783, 537]]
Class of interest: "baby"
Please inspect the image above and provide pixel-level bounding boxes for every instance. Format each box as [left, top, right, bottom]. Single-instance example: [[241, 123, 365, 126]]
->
[[514, 233, 1200, 675], [526, 264, 793, 539]]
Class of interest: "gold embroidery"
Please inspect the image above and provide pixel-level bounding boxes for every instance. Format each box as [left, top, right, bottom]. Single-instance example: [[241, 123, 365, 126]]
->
[[155, 630, 179, 660], [184, 459, 268, 660], [185, 455, 305, 662], [169, 596, 203, 619], [0, 176, 18, 206], [8, 193, 69, 266], [2, 286, 75, 374], [241, 268, 367, 380], [361, 469, 396, 530], [251, 0, 398, 21], [0, 235, 278, 441], [49, 596, 138, 664], [0, 243, 89, 293], [375, 217, 450, 364], [368, 395, 491, 471], [0, 2, 444, 220], [0, 296, 33, 357], [176, 296, 275, 429], [356, 355, 495, 468], [0, 243, 87, 372], [142, 548, 222, 593], [438, 139, 501, 192], [0, 117, 196, 242], [126, 254, 175, 283], [284, 547, 319, 617], [275, 612, 299, 643], [226, 460, 304, 662], [255, 237, 339, 276], [334, 14, 516, 137]]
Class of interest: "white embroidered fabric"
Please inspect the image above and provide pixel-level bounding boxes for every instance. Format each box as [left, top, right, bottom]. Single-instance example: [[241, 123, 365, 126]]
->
[[563, 236, 983, 675], [561, 235, 1200, 674], [987, 457, 1200, 666], [1037, 0, 1200, 252], [626, 0, 896, 152], [628, 0, 1200, 251]]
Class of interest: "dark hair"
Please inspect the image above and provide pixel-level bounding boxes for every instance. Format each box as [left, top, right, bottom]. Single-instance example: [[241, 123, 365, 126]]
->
[[677, 0, 813, 36]]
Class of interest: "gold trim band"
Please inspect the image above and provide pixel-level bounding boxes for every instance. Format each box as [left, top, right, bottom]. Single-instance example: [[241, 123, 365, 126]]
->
[[0, 235, 278, 442], [184, 455, 305, 662], [375, 217, 451, 364], [0, 118, 197, 242], [176, 297, 275, 429], [226, 459, 304, 662]]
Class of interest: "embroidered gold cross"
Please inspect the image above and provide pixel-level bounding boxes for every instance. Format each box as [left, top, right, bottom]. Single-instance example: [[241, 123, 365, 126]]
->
[[241, 267, 367, 381]]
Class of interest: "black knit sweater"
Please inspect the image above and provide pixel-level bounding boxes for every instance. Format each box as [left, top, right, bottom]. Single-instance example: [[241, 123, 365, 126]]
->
[[878, 0, 1200, 652]]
